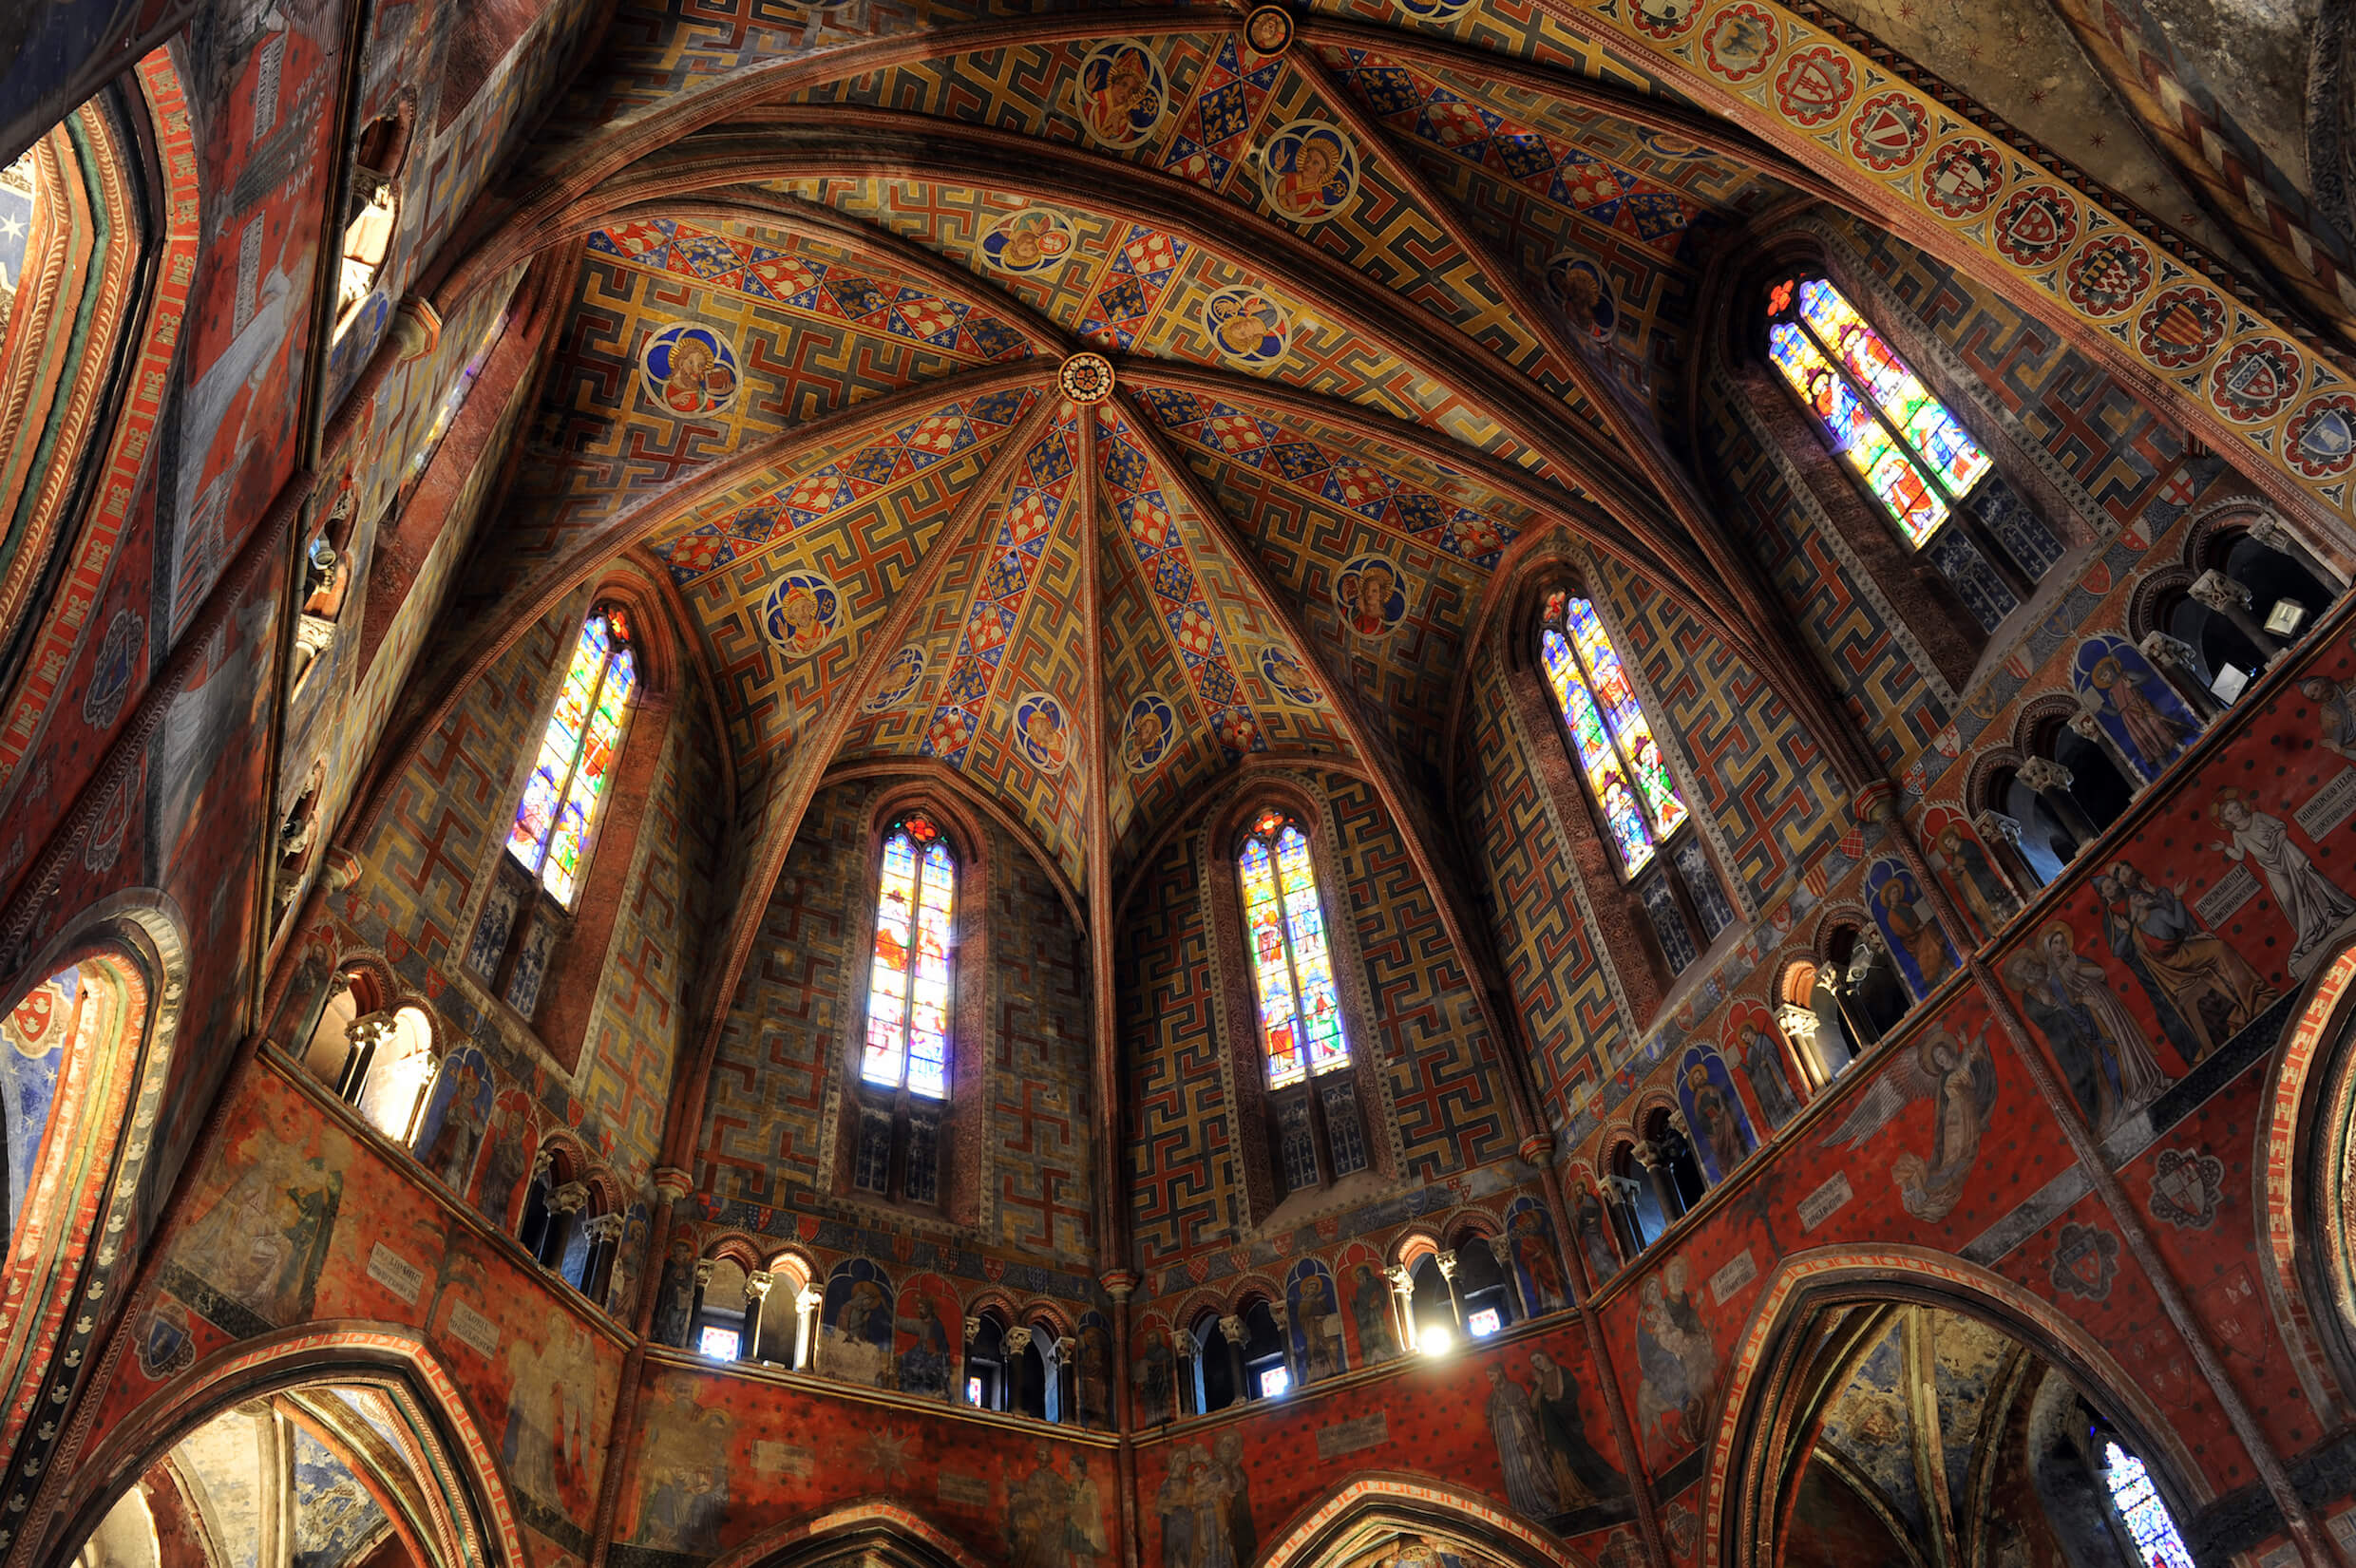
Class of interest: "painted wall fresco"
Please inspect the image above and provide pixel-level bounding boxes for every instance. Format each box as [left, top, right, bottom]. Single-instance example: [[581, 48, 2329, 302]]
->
[[86, 1063, 626, 1566]]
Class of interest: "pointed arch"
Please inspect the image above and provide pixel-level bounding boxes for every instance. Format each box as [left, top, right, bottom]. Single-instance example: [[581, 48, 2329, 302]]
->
[[700, 1499, 996, 1568], [2255, 939, 2356, 1426], [1703, 1245, 2210, 1568], [1254, 1473, 1598, 1568]]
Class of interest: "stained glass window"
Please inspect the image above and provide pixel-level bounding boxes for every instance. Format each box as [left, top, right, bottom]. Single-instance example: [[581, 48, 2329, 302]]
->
[[1766, 275, 1991, 549], [1239, 810, 1350, 1089], [506, 606, 636, 904], [2100, 1441, 2194, 1568], [1539, 592, 1689, 876], [865, 815, 954, 1100]]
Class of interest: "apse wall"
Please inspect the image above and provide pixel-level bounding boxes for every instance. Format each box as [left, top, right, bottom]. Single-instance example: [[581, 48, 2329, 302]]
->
[[273, 585, 726, 1315], [692, 774, 1097, 1282]]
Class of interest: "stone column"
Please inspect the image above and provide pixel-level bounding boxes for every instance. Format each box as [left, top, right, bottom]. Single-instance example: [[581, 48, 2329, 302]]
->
[[1972, 809, 2043, 902], [2249, 513, 2344, 595], [1488, 1233, 1529, 1320], [580, 1212, 624, 1308], [2070, 699, 2150, 790], [2015, 756, 2101, 846], [1173, 1335, 1198, 1417], [1633, 1141, 1683, 1224], [794, 1283, 823, 1371], [1434, 1248, 1465, 1328], [741, 1271, 772, 1363], [1264, 1304, 1292, 1390], [689, 1257, 714, 1348], [1776, 1002, 1829, 1091], [2139, 631, 2228, 720], [1054, 1334, 1077, 1422], [1217, 1314, 1248, 1398], [961, 1315, 981, 1404], [1384, 1263, 1417, 1352], [1005, 1326, 1036, 1412], [2192, 569, 2282, 662]]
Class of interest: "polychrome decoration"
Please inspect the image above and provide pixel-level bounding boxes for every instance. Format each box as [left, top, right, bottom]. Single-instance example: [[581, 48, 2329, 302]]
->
[[1260, 121, 1358, 224], [1238, 810, 1349, 1088], [982, 208, 1076, 274], [1073, 42, 1169, 149], [1201, 287, 1290, 367], [1538, 592, 1688, 876], [763, 570, 842, 657], [1766, 275, 1990, 547], [505, 607, 636, 904], [639, 324, 741, 415], [864, 815, 954, 1101]]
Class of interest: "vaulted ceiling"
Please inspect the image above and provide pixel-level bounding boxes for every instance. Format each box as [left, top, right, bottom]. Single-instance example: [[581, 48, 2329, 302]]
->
[[429, 0, 1838, 942]]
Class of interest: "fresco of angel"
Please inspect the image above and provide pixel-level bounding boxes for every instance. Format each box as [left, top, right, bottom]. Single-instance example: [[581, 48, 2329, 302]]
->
[[1825, 1025, 1996, 1222]]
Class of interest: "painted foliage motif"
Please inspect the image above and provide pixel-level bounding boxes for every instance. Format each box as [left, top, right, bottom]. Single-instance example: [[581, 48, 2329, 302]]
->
[[1865, 859, 1957, 997], [2073, 636, 2200, 778]]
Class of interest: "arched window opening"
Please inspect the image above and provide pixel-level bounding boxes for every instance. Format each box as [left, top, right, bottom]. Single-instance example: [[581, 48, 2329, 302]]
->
[[1991, 765, 2080, 887], [515, 1148, 586, 1276], [467, 606, 638, 1023], [2164, 525, 2345, 703], [1237, 1300, 1288, 1399], [1408, 1254, 1456, 1353], [1646, 1106, 1707, 1212], [333, 112, 407, 340], [1824, 925, 1907, 1048], [856, 812, 954, 1206], [336, 1004, 435, 1143], [1537, 592, 1732, 975], [2007, 717, 2134, 862], [297, 967, 378, 1089], [1608, 1142, 1668, 1254], [1776, 960, 1855, 1091], [1765, 274, 2053, 630], [1451, 1234, 1515, 1337], [1238, 809, 1369, 1196], [694, 1257, 750, 1360], [966, 1311, 1008, 1409], [1190, 1313, 1235, 1413]]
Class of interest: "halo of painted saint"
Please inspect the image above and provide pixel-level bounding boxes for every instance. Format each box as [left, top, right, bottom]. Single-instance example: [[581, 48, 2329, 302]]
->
[[1201, 287, 1290, 368], [763, 570, 843, 657], [1123, 692, 1176, 772], [1074, 42, 1169, 149], [1261, 121, 1358, 224], [640, 323, 740, 415], [1547, 255, 1617, 345], [1260, 645, 1320, 703], [982, 208, 1077, 275], [1334, 555, 1407, 637], [864, 645, 926, 710], [1014, 690, 1071, 772]]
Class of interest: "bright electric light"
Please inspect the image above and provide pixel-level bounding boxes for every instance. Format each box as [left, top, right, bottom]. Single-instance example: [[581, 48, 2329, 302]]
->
[[1419, 1324, 1453, 1356]]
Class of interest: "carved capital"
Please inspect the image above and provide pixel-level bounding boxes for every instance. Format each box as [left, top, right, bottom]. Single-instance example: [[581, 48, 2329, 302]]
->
[[2139, 631, 2202, 672], [964, 1315, 981, 1346], [1384, 1264, 1415, 1294], [1434, 1249, 1460, 1281], [581, 1213, 624, 1244], [2247, 514, 2301, 557], [1973, 809, 2025, 847], [2016, 756, 2076, 794], [1631, 1141, 1663, 1171], [1003, 1326, 1035, 1354], [651, 1166, 694, 1201], [693, 1258, 716, 1287], [393, 294, 442, 360], [2066, 711, 2105, 743], [323, 847, 363, 893], [1217, 1314, 1247, 1347], [344, 1011, 398, 1050], [1054, 1335, 1076, 1364], [1516, 1131, 1556, 1165], [795, 1284, 824, 1315], [1487, 1234, 1515, 1267], [1099, 1269, 1137, 1301], [743, 1271, 773, 1302], [1850, 780, 1901, 825], [2190, 569, 2252, 614]]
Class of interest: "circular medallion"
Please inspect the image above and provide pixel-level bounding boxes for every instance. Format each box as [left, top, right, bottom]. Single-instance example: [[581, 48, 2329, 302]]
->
[[1991, 184, 2079, 268], [2287, 393, 2356, 478], [2063, 235, 2152, 318], [763, 570, 843, 656], [865, 645, 927, 710], [1260, 645, 1320, 703], [1334, 555, 1408, 638], [1260, 121, 1359, 225], [1244, 5, 1294, 55], [1073, 42, 1170, 150], [2209, 336, 2302, 425], [1773, 46, 1854, 127], [1923, 136, 2004, 218], [2135, 284, 2229, 369], [1060, 352, 1116, 405], [1123, 693, 1178, 773], [1546, 255, 1617, 344], [1702, 3, 1779, 83], [1396, 0, 1474, 19], [983, 208, 1077, 274], [1846, 91, 1928, 172], [1013, 691, 1072, 772], [640, 323, 741, 415], [1201, 287, 1290, 367]]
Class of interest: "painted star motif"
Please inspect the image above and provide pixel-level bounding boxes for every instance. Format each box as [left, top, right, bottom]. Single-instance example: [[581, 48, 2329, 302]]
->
[[859, 1428, 910, 1479]]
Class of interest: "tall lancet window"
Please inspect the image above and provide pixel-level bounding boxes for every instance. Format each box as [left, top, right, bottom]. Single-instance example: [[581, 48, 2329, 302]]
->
[[1765, 276, 2055, 630], [467, 605, 639, 1023], [1240, 809, 1366, 1193], [1538, 591, 1732, 973], [857, 814, 953, 1204], [508, 607, 637, 904]]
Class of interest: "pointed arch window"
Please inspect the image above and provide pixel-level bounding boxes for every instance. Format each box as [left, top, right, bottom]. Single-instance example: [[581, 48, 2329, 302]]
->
[[855, 814, 954, 1205], [1764, 275, 2059, 633], [1536, 592, 1732, 976], [1238, 809, 1367, 1193], [466, 605, 639, 1027], [507, 606, 637, 904], [2099, 1440, 2194, 1568]]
